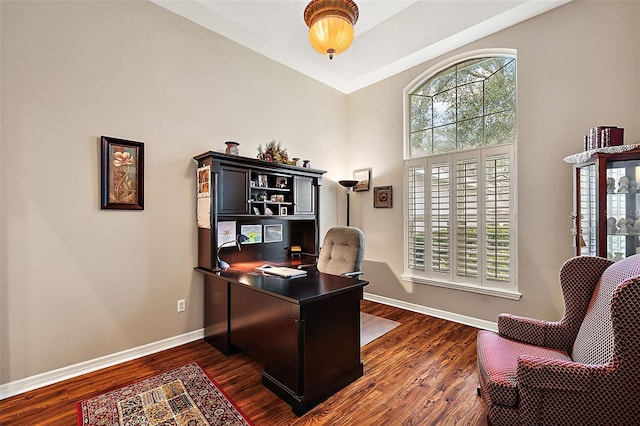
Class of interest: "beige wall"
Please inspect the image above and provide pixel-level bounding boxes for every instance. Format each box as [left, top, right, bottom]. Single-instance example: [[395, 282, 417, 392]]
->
[[0, 0, 349, 383], [350, 0, 640, 321], [1, 0, 639, 386]]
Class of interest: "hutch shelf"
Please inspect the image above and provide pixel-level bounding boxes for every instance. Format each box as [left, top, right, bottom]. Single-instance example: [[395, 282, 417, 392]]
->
[[565, 145, 640, 260]]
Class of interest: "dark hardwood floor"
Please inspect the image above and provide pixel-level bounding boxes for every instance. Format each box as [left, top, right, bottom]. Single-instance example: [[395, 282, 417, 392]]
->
[[0, 300, 489, 425]]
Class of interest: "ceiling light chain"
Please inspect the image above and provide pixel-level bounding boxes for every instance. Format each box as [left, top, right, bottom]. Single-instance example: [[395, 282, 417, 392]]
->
[[304, 0, 359, 60]]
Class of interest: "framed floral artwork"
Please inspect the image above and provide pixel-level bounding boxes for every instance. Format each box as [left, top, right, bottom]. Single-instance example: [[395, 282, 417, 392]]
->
[[101, 136, 144, 210]]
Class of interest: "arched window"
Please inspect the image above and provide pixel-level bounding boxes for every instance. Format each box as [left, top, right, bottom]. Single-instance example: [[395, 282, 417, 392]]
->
[[407, 56, 516, 158], [403, 51, 519, 299]]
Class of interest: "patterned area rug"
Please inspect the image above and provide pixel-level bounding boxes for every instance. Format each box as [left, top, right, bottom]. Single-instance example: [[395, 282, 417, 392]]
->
[[361, 312, 400, 346], [77, 363, 253, 426]]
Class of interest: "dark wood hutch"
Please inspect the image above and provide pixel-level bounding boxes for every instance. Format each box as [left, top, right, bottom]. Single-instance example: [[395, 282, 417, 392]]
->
[[193, 151, 326, 270]]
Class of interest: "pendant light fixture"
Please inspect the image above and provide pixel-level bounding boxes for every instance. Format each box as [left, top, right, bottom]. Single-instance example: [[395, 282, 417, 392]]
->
[[304, 0, 359, 60]]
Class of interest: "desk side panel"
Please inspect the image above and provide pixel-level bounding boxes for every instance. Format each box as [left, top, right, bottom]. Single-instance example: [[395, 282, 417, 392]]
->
[[302, 287, 363, 402], [203, 275, 233, 355]]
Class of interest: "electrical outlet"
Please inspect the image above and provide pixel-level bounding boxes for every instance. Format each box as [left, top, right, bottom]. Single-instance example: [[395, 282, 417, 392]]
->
[[177, 299, 186, 312]]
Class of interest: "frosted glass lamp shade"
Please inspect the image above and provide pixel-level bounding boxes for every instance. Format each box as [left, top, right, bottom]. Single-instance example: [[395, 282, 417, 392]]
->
[[308, 16, 354, 59], [304, 0, 359, 60]]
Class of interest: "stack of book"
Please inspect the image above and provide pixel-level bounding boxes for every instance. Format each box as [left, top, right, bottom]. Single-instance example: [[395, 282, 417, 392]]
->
[[584, 126, 624, 150]]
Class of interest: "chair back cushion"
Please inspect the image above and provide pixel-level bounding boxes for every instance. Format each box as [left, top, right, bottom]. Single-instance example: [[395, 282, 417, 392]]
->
[[317, 226, 364, 276], [572, 254, 640, 364]]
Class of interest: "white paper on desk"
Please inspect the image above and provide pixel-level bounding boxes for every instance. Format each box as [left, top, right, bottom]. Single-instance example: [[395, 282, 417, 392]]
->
[[258, 265, 307, 278], [197, 197, 211, 229]]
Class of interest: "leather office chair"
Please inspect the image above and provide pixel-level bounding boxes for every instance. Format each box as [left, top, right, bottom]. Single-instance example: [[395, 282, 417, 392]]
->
[[301, 226, 364, 277], [476, 254, 640, 425]]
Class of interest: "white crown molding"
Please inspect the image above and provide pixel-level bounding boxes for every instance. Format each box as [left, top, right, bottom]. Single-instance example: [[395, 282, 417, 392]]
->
[[151, 0, 571, 94], [342, 0, 572, 94], [0, 329, 204, 400]]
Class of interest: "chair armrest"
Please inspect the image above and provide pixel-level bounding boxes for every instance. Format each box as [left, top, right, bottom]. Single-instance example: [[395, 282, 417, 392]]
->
[[516, 355, 607, 392], [498, 314, 582, 351], [498, 314, 548, 346]]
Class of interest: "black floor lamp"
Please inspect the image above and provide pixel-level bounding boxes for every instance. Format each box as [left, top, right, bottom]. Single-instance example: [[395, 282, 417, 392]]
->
[[338, 180, 358, 226]]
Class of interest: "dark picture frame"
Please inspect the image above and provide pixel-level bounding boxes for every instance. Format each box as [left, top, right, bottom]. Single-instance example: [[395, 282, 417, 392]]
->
[[353, 168, 371, 192], [101, 136, 144, 210], [374, 186, 393, 208]]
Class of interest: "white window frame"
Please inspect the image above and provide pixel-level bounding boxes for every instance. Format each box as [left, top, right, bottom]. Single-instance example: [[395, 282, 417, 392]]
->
[[402, 49, 520, 300]]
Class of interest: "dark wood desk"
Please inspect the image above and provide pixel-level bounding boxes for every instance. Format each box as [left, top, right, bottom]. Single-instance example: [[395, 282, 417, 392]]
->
[[196, 265, 368, 415]]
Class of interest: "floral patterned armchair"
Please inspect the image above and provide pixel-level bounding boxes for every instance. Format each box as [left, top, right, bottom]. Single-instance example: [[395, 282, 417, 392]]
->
[[476, 254, 640, 425]]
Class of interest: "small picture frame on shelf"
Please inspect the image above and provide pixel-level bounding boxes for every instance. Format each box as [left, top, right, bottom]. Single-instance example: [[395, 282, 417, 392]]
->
[[258, 175, 268, 187], [264, 207, 274, 216], [275, 176, 288, 188], [374, 186, 393, 208], [280, 206, 287, 216], [253, 207, 261, 215], [353, 168, 371, 192]]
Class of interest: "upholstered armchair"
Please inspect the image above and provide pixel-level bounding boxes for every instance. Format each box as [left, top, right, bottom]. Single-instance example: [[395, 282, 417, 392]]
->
[[476, 254, 640, 425], [300, 226, 364, 277]]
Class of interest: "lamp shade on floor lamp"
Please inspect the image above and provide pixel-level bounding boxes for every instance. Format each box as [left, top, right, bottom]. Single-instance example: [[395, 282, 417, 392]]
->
[[338, 180, 358, 226]]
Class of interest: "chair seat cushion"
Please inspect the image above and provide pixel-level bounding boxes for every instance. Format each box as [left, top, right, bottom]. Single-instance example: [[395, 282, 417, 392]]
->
[[477, 330, 572, 407]]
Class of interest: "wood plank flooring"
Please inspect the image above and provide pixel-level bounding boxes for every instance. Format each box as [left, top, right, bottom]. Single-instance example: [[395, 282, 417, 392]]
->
[[0, 300, 489, 425]]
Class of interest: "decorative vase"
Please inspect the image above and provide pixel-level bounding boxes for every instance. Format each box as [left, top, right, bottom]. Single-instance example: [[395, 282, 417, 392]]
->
[[225, 141, 240, 156]]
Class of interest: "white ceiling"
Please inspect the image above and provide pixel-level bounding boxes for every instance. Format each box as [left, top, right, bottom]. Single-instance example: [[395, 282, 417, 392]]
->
[[151, 0, 571, 94]]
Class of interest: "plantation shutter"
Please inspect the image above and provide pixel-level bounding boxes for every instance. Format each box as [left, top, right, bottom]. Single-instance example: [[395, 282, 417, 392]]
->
[[408, 166, 425, 270], [456, 158, 479, 278], [485, 154, 511, 281], [431, 162, 450, 273], [403, 144, 516, 294]]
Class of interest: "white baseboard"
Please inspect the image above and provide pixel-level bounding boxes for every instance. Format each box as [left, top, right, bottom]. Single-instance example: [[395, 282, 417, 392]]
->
[[364, 292, 498, 332], [0, 328, 204, 400], [2, 296, 496, 400]]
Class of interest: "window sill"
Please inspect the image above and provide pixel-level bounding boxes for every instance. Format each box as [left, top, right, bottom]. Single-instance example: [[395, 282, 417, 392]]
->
[[401, 274, 522, 300]]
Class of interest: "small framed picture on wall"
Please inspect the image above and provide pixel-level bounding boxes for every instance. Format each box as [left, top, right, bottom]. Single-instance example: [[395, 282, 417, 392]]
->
[[374, 186, 393, 208], [353, 168, 371, 192], [101, 136, 145, 210]]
